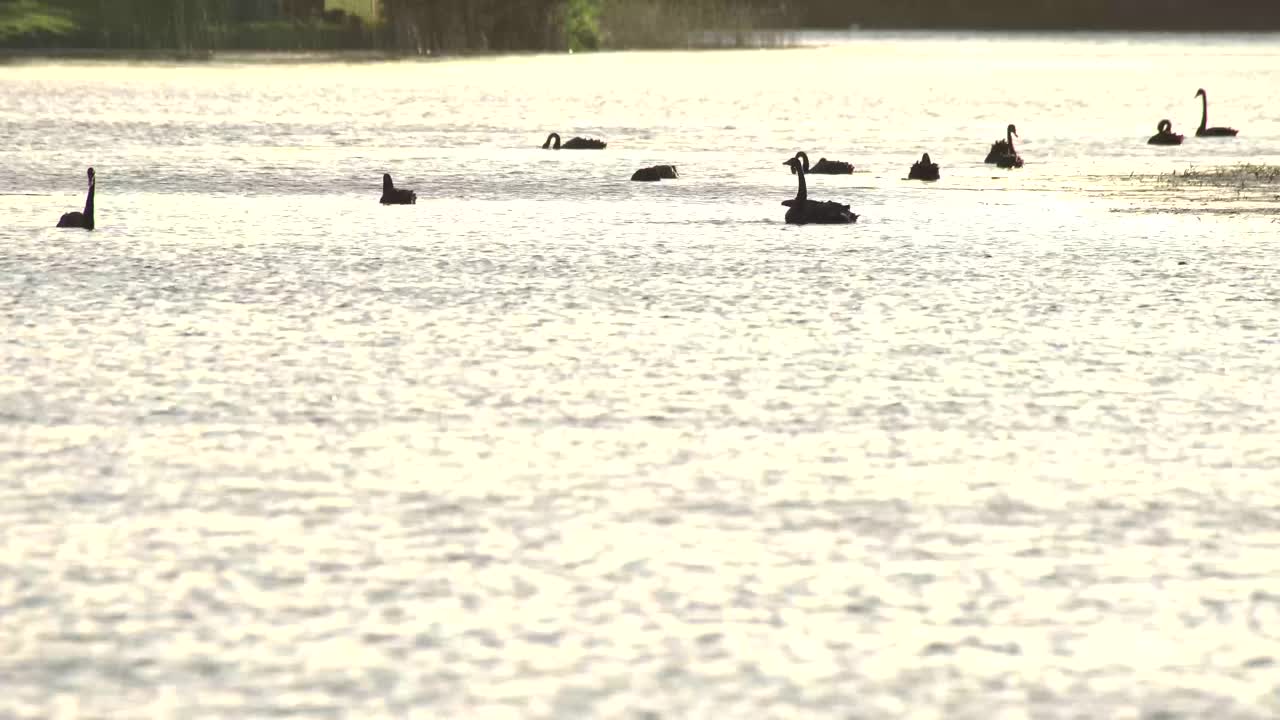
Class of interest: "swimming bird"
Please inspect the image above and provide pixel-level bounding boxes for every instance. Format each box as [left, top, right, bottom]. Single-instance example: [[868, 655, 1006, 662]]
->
[[781, 156, 857, 225], [380, 173, 416, 204], [1147, 119, 1184, 146], [908, 153, 940, 181], [630, 165, 679, 181], [56, 167, 95, 230], [1194, 89, 1238, 137], [985, 124, 1019, 164], [788, 151, 853, 175], [542, 132, 606, 150], [989, 125, 1024, 169]]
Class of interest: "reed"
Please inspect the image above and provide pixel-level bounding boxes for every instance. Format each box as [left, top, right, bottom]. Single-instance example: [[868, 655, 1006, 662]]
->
[[1159, 165, 1280, 189], [1120, 164, 1280, 217]]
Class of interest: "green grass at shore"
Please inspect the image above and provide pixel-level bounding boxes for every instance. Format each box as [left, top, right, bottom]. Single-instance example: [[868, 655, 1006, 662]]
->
[[0, 0, 74, 40]]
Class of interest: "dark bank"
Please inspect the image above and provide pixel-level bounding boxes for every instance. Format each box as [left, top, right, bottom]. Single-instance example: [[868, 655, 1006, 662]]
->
[[3, 0, 1279, 55]]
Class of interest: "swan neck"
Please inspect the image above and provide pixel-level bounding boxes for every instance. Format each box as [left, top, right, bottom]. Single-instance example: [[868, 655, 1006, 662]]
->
[[84, 176, 94, 228], [1199, 94, 1208, 131], [795, 164, 806, 202], [796, 151, 810, 173], [544, 132, 560, 149]]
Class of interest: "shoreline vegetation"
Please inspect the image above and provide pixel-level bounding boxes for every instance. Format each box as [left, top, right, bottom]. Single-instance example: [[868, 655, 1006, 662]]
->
[[4, 1, 1280, 56]]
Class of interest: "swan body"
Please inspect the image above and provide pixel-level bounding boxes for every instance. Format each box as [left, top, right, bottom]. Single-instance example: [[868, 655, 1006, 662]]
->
[[984, 125, 1017, 164], [56, 167, 95, 230], [781, 156, 857, 225], [630, 165, 678, 181], [542, 132, 606, 150], [984, 140, 1010, 163], [989, 124, 1023, 169], [908, 153, 940, 181], [789, 151, 853, 175], [380, 173, 416, 204], [1147, 119, 1184, 146], [1194, 89, 1238, 137], [995, 152, 1024, 169]]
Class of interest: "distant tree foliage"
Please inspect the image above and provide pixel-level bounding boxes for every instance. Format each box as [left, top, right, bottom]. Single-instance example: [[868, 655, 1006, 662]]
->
[[794, 0, 1280, 32], [4, 0, 1280, 51]]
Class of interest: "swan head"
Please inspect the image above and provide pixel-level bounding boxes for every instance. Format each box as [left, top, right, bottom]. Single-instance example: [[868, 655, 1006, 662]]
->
[[87, 167, 95, 181], [382, 173, 393, 189], [921, 153, 931, 164], [1158, 119, 1172, 133], [1008, 124, 1018, 137], [1195, 88, 1206, 99], [783, 158, 803, 172]]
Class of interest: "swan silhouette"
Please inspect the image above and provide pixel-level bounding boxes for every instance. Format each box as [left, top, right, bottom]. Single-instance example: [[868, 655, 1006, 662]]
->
[[380, 173, 416, 204], [1194, 89, 1238, 137], [781, 156, 857, 225], [988, 125, 1024, 169], [788, 151, 853, 175], [56, 167, 95, 230], [631, 165, 678, 181], [984, 124, 1020, 164], [542, 132, 606, 150], [1147, 119, 1184, 146], [908, 153, 940, 181]]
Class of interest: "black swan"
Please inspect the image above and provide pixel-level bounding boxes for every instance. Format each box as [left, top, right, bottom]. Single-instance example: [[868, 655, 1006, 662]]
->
[[1147, 119, 1184, 146], [1194, 89, 1238, 137], [990, 125, 1024, 169], [908, 153, 940, 181], [781, 156, 857, 225], [380, 173, 416, 204], [788, 151, 853, 175], [631, 165, 679, 181], [542, 132, 606, 150], [984, 124, 1019, 164], [56, 167, 95, 230]]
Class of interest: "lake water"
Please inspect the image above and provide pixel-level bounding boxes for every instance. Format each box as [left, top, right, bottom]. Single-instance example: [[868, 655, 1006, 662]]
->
[[2, 32, 1280, 719]]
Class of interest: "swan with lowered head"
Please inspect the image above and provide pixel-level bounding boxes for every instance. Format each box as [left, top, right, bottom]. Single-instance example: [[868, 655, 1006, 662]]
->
[[56, 167, 95, 230], [1194, 89, 1238, 137], [781, 155, 857, 225], [788, 151, 853, 175], [631, 165, 678, 181], [908, 153, 940, 181], [380, 173, 416, 204], [542, 132, 606, 150], [1147, 119, 1184, 146]]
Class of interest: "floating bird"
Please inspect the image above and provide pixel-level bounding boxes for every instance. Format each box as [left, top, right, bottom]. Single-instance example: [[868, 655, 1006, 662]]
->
[[542, 132, 606, 149], [1194, 89, 1238, 137], [985, 124, 1019, 164], [788, 151, 853, 175], [1147, 119, 1184, 146], [908, 153, 940, 181], [631, 165, 679, 181], [989, 125, 1024, 169], [380, 173, 416, 204], [56, 167, 95, 230], [781, 156, 857, 225]]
